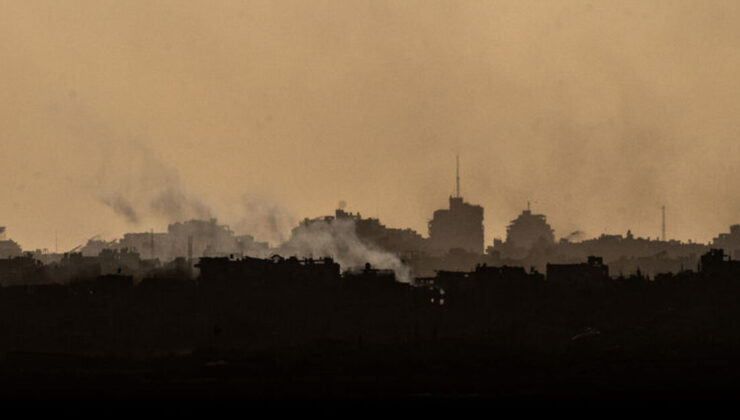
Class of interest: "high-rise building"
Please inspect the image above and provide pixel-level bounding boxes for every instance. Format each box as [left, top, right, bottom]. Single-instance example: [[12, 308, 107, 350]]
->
[[505, 204, 555, 251], [428, 196, 485, 255], [427, 156, 484, 255]]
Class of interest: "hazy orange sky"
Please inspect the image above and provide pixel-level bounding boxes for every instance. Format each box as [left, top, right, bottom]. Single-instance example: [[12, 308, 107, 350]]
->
[[2, 0, 740, 250]]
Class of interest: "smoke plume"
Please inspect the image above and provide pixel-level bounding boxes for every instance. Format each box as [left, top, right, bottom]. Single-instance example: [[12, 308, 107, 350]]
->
[[99, 194, 139, 224], [230, 193, 297, 247], [564, 230, 585, 242], [278, 218, 412, 283], [93, 140, 213, 225]]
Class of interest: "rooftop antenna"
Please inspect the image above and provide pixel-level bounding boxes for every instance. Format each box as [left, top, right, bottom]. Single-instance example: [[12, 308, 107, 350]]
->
[[527, 200, 531, 212], [455, 154, 460, 198], [661, 205, 666, 241]]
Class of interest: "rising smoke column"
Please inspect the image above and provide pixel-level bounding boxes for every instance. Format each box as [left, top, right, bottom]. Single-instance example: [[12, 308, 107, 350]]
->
[[278, 217, 412, 283], [230, 193, 298, 247], [93, 140, 213, 225]]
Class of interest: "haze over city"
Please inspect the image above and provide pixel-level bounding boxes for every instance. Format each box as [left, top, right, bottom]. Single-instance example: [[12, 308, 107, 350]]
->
[[3, 0, 740, 251]]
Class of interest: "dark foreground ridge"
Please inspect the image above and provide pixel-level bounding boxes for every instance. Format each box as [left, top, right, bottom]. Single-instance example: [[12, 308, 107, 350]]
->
[[2, 249, 740, 400]]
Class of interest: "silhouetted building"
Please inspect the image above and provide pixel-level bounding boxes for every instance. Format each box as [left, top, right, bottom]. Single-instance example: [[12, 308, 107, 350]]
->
[[0, 227, 23, 258], [70, 273, 134, 296], [712, 225, 740, 259], [333, 209, 427, 255], [547, 256, 609, 289], [196, 254, 341, 289], [431, 264, 537, 292], [0, 254, 48, 286], [343, 262, 399, 288], [79, 238, 118, 257], [117, 218, 270, 262], [0, 240, 22, 259], [97, 248, 151, 279], [700, 249, 740, 278], [492, 204, 555, 259], [52, 252, 101, 282], [553, 231, 706, 276], [428, 196, 484, 256]]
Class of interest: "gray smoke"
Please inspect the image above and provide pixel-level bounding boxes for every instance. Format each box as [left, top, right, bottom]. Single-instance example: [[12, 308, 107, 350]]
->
[[99, 194, 139, 224], [231, 194, 297, 247], [85, 133, 410, 280], [94, 140, 213, 225], [564, 230, 585, 242], [150, 188, 212, 222], [278, 218, 412, 283]]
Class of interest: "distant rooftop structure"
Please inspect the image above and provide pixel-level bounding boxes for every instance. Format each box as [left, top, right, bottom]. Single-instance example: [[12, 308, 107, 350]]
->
[[113, 218, 269, 262], [712, 224, 740, 259], [0, 227, 22, 258], [299, 208, 427, 255], [547, 256, 609, 289], [700, 248, 740, 277], [505, 204, 555, 251]]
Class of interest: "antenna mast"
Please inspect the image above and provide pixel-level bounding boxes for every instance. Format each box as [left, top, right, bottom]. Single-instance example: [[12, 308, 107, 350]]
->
[[455, 154, 460, 198]]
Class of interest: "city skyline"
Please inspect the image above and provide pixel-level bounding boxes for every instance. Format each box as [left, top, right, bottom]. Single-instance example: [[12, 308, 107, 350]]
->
[[0, 190, 728, 256], [0, 162, 732, 251]]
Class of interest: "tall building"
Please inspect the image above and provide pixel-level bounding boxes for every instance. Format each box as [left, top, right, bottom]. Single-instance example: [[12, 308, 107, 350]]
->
[[427, 156, 484, 255], [505, 204, 555, 251]]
